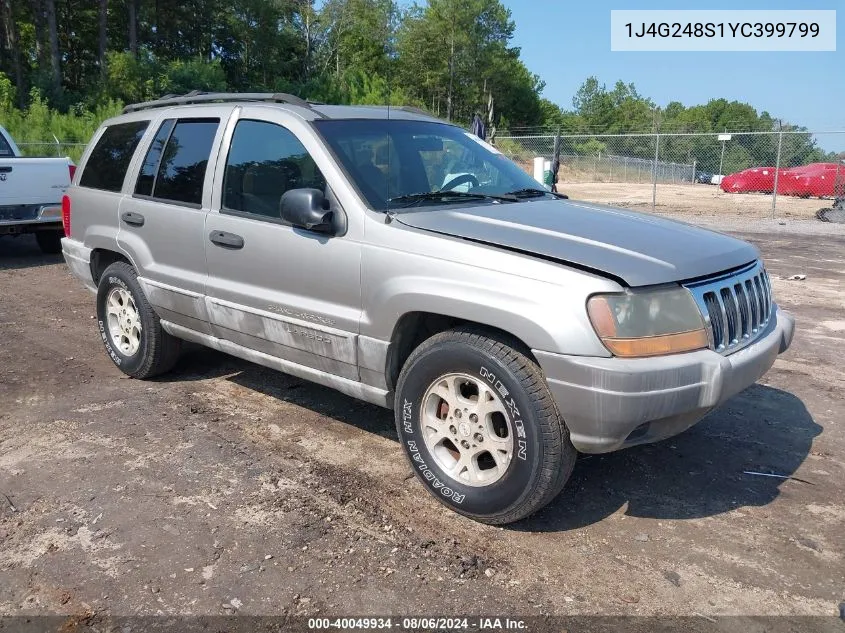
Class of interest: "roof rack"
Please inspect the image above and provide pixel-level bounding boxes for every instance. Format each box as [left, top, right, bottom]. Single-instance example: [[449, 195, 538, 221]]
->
[[122, 91, 320, 114], [395, 105, 433, 118]]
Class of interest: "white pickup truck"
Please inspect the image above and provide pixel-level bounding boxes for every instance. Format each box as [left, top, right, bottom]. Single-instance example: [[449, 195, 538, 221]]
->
[[0, 124, 74, 253]]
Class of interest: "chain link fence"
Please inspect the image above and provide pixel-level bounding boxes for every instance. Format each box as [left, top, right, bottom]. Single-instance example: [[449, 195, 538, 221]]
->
[[495, 130, 845, 220], [16, 142, 87, 163], [14, 132, 845, 220]]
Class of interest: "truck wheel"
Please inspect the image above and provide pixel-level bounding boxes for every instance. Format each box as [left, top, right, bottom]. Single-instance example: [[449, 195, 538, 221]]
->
[[395, 327, 576, 524], [95, 262, 181, 379], [35, 230, 63, 254]]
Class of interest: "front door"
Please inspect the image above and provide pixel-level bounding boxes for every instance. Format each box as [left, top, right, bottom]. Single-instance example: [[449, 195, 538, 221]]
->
[[203, 107, 362, 380]]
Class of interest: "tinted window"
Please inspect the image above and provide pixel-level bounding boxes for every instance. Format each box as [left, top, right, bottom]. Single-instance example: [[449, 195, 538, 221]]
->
[[152, 119, 219, 206], [135, 119, 175, 196], [79, 121, 149, 192], [223, 120, 326, 219], [0, 133, 13, 157]]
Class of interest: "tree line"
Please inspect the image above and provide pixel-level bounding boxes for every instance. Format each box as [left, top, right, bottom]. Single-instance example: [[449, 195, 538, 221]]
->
[[539, 78, 838, 173], [0, 0, 837, 170], [0, 0, 544, 128]]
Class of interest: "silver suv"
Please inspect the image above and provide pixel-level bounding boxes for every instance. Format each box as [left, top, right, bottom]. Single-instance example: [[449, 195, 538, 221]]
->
[[62, 92, 795, 524]]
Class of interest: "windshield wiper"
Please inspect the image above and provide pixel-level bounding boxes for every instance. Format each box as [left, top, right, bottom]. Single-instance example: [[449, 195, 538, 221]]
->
[[505, 187, 569, 200], [387, 191, 516, 208], [505, 187, 550, 198], [506, 187, 547, 197]]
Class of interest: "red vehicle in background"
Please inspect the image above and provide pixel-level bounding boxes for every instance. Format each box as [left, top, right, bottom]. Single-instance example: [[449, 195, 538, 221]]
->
[[776, 163, 845, 198], [720, 167, 783, 193]]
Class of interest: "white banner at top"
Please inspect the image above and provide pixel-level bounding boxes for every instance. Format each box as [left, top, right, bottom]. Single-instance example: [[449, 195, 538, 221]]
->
[[610, 10, 836, 52]]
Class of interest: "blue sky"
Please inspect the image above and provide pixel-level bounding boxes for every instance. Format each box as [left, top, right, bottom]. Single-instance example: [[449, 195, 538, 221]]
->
[[505, 1, 843, 148]]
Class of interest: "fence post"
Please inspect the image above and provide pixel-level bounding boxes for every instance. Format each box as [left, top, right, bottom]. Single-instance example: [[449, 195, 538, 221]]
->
[[692, 159, 696, 185], [652, 131, 660, 212], [771, 121, 784, 220]]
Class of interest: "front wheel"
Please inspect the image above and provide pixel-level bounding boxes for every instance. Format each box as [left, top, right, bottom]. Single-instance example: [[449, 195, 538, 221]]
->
[[394, 327, 576, 524]]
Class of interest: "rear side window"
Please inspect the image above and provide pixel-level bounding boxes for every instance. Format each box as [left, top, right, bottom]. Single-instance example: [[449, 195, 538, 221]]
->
[[79, 121, 149, 192], [149, 118, 219, 206]]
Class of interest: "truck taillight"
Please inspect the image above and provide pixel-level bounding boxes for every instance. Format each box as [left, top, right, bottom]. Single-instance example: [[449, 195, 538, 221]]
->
[[69, 164, 76, 181], [62, 195, 71, 237]]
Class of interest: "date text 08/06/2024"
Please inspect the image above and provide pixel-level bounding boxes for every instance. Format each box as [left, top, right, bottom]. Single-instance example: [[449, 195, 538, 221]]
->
[[307, 617, 528, 630]]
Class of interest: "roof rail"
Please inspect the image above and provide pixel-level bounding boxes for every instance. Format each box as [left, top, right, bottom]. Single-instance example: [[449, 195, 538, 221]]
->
[[122, 91, 318, 114], [395, 105, 434, 118]]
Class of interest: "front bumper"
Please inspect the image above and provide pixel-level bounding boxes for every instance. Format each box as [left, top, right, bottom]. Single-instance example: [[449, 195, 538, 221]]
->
[[534, 307, 795, 454]]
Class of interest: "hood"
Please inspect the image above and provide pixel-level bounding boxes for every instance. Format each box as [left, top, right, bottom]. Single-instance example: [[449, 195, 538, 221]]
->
[[394, 198, 758, 287]]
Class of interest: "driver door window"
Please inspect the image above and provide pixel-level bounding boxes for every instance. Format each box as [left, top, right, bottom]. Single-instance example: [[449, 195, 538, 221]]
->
[[222, 119, 326, 221]]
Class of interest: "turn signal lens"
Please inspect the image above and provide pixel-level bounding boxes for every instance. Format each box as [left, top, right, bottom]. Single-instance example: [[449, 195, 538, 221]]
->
[[586, 295, 616, 338], [601, 330, 709, 358], [587, 289, 708, 358]]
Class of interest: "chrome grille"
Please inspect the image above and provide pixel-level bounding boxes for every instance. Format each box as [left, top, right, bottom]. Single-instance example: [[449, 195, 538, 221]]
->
[[684, 261, 774, 354]]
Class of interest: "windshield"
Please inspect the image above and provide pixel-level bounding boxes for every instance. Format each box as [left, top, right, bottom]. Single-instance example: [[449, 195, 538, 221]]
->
[[314, 119, 549, 211]]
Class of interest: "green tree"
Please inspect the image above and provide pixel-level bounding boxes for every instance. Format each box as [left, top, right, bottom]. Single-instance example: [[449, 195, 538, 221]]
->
[[320, 0, 395, 81], [396, 0, 540, 127]]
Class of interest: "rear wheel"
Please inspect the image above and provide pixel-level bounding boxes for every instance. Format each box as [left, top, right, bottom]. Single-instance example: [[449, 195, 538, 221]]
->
[[395, 327, 576, 524], [96, 262, 181, 378], [35, 230, 63, 254]]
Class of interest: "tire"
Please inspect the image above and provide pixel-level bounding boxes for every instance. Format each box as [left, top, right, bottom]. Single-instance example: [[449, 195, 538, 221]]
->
[[96, 261, 181, 379], [394, 326, 576, 524], [35, 230, 63, 254]]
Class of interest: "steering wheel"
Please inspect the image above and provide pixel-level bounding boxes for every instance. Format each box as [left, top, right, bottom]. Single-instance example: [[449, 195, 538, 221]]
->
[[440, 173, 479, 192]]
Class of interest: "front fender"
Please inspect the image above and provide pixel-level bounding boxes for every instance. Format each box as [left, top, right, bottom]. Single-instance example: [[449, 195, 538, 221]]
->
[[361, 247, 613, 358]]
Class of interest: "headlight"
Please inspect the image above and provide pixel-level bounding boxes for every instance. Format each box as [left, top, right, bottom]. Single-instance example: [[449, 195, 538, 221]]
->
[[587, 287, 708, 357]]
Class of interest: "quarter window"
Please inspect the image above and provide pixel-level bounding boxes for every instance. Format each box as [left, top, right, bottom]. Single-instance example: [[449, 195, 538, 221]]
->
[[134, 119, 175, 197], [223, 120, 326, 219], [79, 120, 149, 192], [150, 118, 219, 206]]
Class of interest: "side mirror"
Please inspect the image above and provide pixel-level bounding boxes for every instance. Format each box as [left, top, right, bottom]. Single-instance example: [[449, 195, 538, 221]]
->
[[279, 188, 333, 233]]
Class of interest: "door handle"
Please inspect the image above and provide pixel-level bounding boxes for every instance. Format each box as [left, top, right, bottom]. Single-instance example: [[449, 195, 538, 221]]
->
[[209, 230, 244, 249], [121, 211, 145, 227], [0, 166, 12, 173]]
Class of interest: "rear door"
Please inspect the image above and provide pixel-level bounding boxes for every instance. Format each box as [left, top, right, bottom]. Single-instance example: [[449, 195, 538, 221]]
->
[[203, 106, 362, 380], [117, 106, 233, 333]]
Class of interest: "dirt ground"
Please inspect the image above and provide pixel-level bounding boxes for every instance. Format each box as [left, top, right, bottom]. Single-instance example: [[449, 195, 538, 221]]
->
[[561, 182, 829, 219], [1, 225, 843, 630]]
